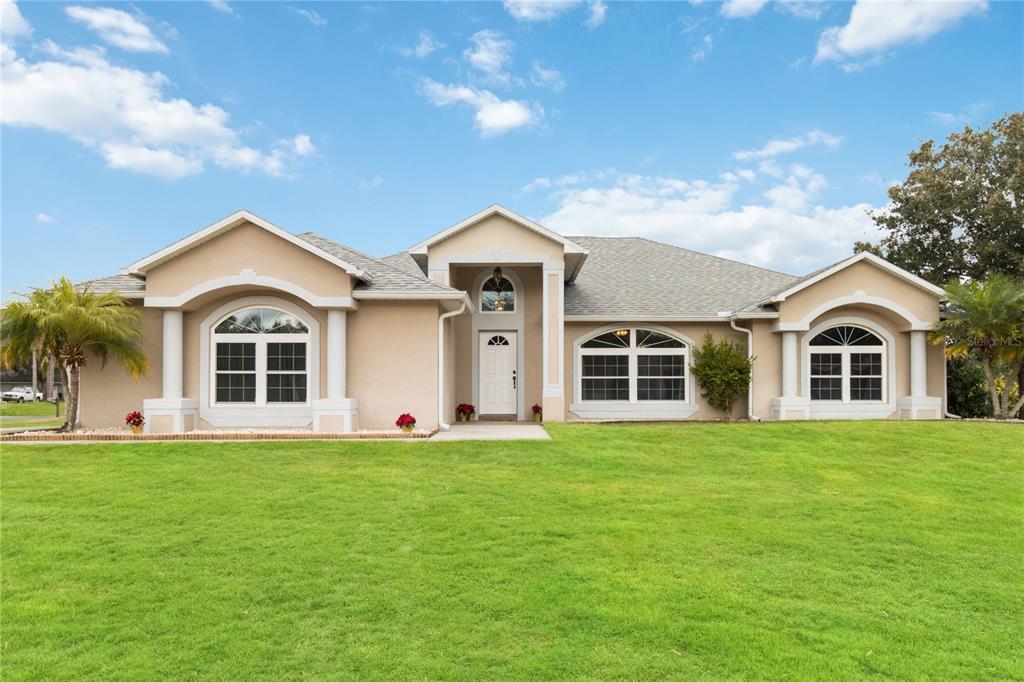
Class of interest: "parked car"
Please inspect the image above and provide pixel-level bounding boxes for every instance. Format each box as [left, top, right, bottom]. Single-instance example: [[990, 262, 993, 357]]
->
[[2, 386, 43, 402]]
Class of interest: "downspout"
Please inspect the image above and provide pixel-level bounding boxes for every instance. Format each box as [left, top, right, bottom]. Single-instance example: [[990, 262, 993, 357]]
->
[[437, 297, 469, 431], [730, 318, 761, 422]]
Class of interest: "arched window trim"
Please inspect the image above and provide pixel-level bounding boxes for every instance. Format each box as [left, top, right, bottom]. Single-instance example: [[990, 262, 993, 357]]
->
[[801, 317, 896, 416], [571, 325, 698, 420], [480, 275, 517, 314], [198, 296, 320, 428]]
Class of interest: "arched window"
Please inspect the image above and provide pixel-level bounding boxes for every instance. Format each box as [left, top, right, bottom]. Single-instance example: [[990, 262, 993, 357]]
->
[[808, 324, 884, 402], [578, 327, 688, 403], [481, 276, 515, 312], [212, 307, 310, 405]]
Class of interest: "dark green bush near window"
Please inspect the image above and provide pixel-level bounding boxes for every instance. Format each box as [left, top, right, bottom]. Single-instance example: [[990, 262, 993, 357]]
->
[[946, 357, 994, 418], [690, 333, 753, 420]]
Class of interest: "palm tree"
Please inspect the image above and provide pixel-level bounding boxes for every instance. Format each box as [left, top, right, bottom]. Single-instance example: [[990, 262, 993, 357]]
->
[[931, 274, 1024, 418], [1, 277, 148, 431]]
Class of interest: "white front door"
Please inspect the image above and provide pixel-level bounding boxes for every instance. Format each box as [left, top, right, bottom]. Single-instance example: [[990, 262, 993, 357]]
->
[[479, 331, 517, 415]]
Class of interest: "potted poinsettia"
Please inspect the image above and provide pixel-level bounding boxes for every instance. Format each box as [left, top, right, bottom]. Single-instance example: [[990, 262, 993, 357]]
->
[[455, 403, 475, 422], [395, 413, 416, 433], [125, 410, 145, 435], [532, 403, 543, 423]]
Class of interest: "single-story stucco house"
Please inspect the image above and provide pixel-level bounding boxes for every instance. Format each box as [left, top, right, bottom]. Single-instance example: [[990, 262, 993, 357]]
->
[[78, 205, 948, 433]]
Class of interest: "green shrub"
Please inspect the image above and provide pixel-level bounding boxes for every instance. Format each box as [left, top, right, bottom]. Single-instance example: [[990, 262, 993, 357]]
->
[[690, 332, 753, 419], [946, 357, 993, 418]]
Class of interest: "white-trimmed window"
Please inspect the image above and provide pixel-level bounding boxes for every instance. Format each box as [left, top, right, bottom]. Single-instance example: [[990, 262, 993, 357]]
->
[[481, 273, 515, 312], [579, 328, 688, 403], [212, 307, 310, 406], [808, 325, 884, 403]]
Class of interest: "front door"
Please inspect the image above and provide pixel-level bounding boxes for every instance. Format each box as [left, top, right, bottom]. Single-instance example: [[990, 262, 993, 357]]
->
[[479, 331, 517, 415]]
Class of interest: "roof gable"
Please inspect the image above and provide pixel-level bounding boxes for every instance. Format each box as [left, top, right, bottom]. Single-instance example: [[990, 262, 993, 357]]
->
[[126, 210, 369, 280], [767, 252, 946, 302], [408, 204, 587, 256]]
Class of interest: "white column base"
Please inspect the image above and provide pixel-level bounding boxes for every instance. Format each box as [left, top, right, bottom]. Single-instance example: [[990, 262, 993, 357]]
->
[[898, 396, 942, 420], [312, 398, 359, 433], [771, 396, 810, 421], [143, 398, 198, 434]]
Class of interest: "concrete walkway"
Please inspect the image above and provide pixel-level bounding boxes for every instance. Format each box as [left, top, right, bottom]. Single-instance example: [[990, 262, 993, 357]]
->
[[430, 422, 551, 441]]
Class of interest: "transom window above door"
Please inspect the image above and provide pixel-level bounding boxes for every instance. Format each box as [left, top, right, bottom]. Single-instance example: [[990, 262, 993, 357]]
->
[[212, 306, 310, 405], [481, 275, 515, 312], [578, 327, 689, 403], [808, 325, 884, 402]]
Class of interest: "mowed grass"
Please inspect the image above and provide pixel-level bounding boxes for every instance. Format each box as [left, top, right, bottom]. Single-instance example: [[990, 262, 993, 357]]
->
[[2, 422, 1021, 680], [0, 401, 63, 417]]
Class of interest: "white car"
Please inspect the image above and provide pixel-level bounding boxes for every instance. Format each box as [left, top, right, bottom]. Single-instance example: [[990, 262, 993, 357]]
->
[[2, 386, 43, 402]]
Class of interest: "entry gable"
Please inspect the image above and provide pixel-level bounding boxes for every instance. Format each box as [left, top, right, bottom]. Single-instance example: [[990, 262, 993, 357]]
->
[[409, 204, 588, 279], [769, 252, 945, 303], [126, 210, 368, 280]]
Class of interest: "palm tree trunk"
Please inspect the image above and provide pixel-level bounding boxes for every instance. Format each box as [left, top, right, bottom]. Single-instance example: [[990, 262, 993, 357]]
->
[[31, 349, 38, 397], [45, 355, 55, 400], [1017, 365, 1024, 419], [64, 364, 81, 431], [980, 357, 1004, 418]]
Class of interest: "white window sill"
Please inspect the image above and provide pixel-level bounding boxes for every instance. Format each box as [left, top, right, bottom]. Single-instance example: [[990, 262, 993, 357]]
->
[[569, 401, 699, 420]]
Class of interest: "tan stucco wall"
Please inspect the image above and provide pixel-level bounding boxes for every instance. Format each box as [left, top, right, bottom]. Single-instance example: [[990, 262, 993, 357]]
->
[[562, 321, 749, 420], [427, 214, 564, 268], [145, 222, 353, 302], [347, 300, 440, 430], [777, 261, 940, 327], [448, 265, 542, 420], [79, 304, 163, 428], [748, 319, 781, 420]]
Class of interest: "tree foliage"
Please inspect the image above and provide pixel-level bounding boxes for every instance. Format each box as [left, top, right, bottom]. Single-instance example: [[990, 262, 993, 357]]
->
[[945, 357, 993, 419], [690, 333, 753, 420], [930, 275, 1024, 419], [861, 112, 1023, 284], [1, 277, 148, 431]]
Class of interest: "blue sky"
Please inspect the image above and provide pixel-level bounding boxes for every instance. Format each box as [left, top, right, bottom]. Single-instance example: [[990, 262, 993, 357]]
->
[[2, 0, 1021, 297]]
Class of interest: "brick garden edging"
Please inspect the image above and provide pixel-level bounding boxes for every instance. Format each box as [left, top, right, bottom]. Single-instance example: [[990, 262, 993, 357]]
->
[[1, 429, 437, 443]]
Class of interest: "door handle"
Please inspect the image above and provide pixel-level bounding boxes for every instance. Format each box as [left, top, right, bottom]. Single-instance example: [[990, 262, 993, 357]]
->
[[512, 370, 517, 389]]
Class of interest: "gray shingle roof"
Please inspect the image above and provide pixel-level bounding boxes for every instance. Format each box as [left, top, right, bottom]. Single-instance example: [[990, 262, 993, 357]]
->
[[563, 237, 798, 318], [296, 233, 459, 295], [78, 274, 146, 296]]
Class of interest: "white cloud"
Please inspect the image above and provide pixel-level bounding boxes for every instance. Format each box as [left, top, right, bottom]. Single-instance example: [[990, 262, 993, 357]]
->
[[585, 0, 606, 27], [359, 175, 383, 191], [464, 29, 517, 86], [926, 101, 989, 126], [928, 111, 957, 125], [206, 0, 234, 14], [720, 0, 768, 19], [35, 212, 56, 224], [530, 61, 565, 92], [815, 0, 987, 68], [292, 8, 327, 27], [2, 0, 32, 38], [291, 134, 316, 156], [522, 168, 612, 192], [504, 0, 582, 22], [734, 129, 841, 160], [692, 34, 713, 62], [539, 172, 882, 273], [419, 78, 542, 137], [1, 41, 310, 179], [399, 30, 444, 58], [777, 0, 825, 20], [65, 6, 168, 54]]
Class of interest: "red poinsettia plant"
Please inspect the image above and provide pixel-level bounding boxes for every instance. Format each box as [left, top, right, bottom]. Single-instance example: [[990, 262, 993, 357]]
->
[[531, 403, 543, 415], [125, 411, 145, 427], [395, 413, 416, 428], [455, 403, 475, 416]]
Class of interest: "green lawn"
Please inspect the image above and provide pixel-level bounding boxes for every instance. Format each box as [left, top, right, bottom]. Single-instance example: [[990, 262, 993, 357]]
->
[[2, 422, 1021, 680], [0, 401, 63, 417]]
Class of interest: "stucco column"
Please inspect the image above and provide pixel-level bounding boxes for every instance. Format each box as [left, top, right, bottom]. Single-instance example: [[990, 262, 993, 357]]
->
[[542, 266, 565, 422], [910, 330, 927, 396], [162, 309, 183, 399], [326, 309, 347, 399], [782, 331, 798, 398]]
